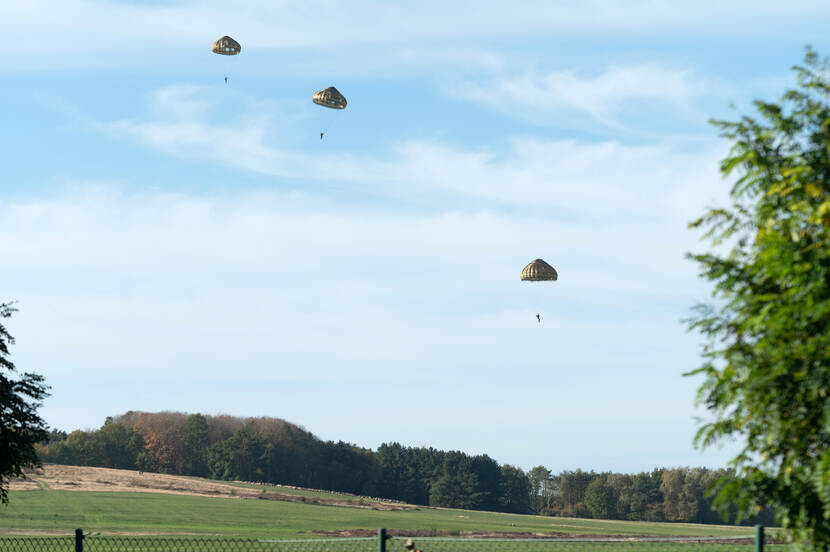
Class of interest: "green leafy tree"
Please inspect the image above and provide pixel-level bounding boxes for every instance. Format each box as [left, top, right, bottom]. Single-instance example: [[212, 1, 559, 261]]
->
[[470, 454, 502, 511], [585, 476, 617, 519], [98, 419, 140, 469], [527, 465, 552, 512], [687, 48, 830, 549], [626, 469, 664, 521], [316, 440, 378, 496], [227, 423, 266, 481], [500, 464, 531, 513], [207, 438, 236, 480], [44, 429, 67, 443], [559, 469, 595, 516], [0, 302, 49, 504], [659, 468, 686, 521], [181, 413, 209, 477], [376, 442, 411, 501], [429, 451, 481, 509]]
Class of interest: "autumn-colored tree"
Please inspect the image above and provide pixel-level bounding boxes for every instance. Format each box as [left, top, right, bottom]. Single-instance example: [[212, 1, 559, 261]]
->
[[132, 412, 187, 473]]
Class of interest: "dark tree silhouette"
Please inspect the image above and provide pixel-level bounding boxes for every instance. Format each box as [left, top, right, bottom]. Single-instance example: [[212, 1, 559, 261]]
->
[[0, 302, 49, 504]]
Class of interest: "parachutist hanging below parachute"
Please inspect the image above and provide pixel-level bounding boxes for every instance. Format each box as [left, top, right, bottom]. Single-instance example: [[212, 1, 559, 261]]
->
[[313, 87, 347, 139], [521, 259, 558, 324], [212, 36, 240, 83]]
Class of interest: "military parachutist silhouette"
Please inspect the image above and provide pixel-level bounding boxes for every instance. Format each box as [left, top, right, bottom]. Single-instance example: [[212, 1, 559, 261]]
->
[[313, 86, 347, 140], [521, 259, 557, 327], [212, 36, 240, 82]]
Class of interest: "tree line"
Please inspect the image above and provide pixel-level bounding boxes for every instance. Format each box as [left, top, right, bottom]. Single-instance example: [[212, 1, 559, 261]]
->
[[37, 411, 772, 524]]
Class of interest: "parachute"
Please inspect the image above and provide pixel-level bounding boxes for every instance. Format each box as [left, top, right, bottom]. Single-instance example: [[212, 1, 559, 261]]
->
[[313, 87, 347, 139], [520, 259, 558, 281], [212, 36, 241, 55], [212, 36, 240, 83], [313, 87, 347, 109], [521, 259, 557, 324]]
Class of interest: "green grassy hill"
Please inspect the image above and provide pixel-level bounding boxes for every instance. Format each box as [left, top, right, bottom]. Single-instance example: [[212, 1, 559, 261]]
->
[[0, 488, 757, 539]]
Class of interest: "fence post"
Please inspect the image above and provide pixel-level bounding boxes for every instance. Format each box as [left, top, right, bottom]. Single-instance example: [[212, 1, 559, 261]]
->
[[755, 525, 765, 552], [378, 528, 386, 552], [75, 528, 84, 552]]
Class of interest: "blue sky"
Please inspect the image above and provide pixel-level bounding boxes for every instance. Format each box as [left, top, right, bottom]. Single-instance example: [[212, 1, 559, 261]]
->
[[3, 0, 830, 473]]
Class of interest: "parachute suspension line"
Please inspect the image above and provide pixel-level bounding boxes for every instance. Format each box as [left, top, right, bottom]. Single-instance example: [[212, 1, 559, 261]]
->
[[212, 36, 240, 84], [319, 111, 343, 140], [312, 86, 347, 141], [521, 258, 557, 327]]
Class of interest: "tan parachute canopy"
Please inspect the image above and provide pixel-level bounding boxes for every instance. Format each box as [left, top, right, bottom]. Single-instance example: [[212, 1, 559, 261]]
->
[[313, 87, 347, 109], [212, 36, 241, 55], [521, 259, 558, 281]]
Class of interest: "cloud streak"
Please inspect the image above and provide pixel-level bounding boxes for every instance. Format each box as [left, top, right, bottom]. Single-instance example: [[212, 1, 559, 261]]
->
[[2, 188, 724, 469], [6, 78, 734, 469], [5, 1, 774, 470], [451, 64, 731, 133], [87, 83, 728, 223], [5, 0, 830, 72]]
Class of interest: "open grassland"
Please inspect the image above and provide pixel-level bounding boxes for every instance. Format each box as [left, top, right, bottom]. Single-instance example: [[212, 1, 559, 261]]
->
[[0, 536, 790, 552], [0, 465, 761, 540], [0, 490, 758, 539], [0, 536, 789, 552]]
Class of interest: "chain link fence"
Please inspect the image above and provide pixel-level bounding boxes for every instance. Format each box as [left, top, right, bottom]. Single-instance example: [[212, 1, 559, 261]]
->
[[388, 538, 776, 552], [0, 529, 782, 552], [0, 536, 74, 552]]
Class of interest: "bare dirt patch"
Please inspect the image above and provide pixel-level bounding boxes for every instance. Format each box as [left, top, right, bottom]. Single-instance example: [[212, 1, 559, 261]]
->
[[10, 464, 416, 511], [309, 529, 574, 538], [310, 530, 760, 542], [11, 465, 244, 497]]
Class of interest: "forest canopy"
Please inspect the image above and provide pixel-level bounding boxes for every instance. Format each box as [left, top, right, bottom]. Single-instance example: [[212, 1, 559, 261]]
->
[[37, 411, 772, 524]]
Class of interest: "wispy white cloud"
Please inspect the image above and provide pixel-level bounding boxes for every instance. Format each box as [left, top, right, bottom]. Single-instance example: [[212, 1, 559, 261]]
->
[[451, 64, 731, 132], [5, 0, 830, 72], [8, 82, 733, 469], [394, 138, 727, 220], [2, 0, 798, 473], [86, 84, 728, 222], [1, 188, 723, 468], [53, 84, 732, 330], [9, 84, 733, 469]]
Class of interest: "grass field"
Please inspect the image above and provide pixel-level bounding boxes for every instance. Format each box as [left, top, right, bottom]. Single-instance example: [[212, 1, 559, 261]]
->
[[0, 536, 785, 552], [0, 489, 759, 539], [0, 536, 786, 552], [0, 465, 762, 541]]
